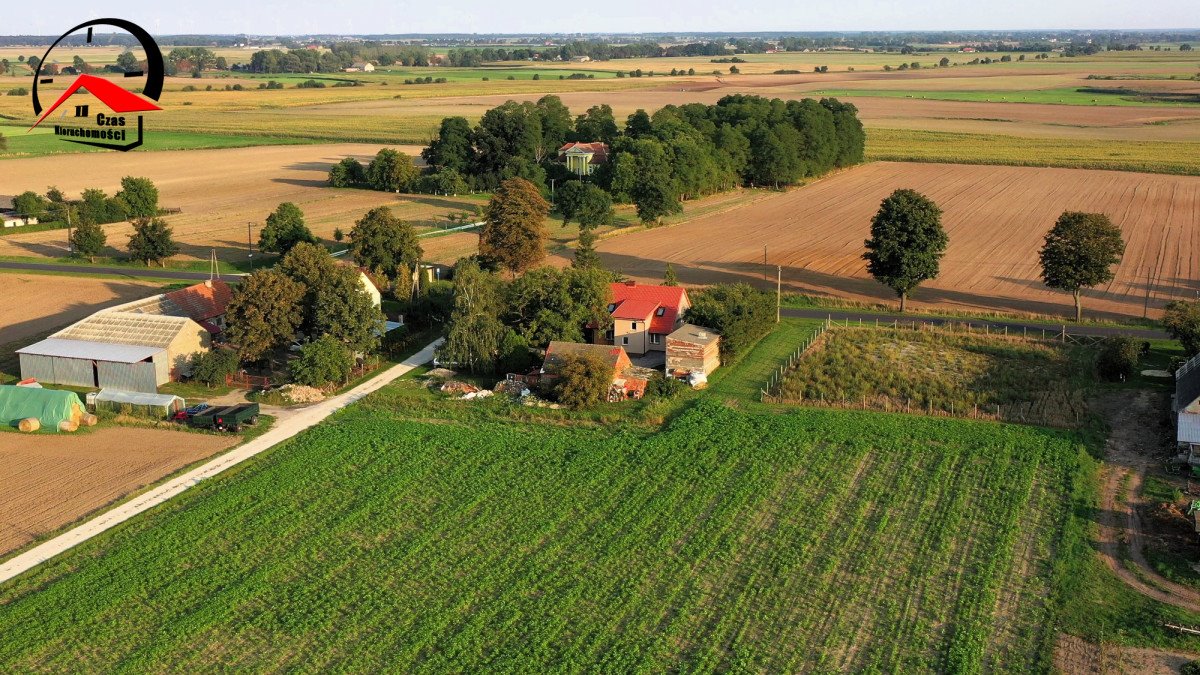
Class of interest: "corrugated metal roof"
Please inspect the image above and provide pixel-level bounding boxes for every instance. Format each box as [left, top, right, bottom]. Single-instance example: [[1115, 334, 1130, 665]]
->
[[17, 338, 163, 363], [1178, 353, 1200, 412], [1180, 412, 1200, 445], [95, 389, 183, 407]]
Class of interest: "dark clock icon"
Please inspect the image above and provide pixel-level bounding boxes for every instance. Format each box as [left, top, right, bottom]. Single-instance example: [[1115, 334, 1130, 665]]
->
[[30, 18, 165, 151]]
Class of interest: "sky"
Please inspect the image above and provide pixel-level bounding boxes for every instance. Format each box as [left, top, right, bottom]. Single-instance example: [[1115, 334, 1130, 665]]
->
[[5, 0, 1197, 35]]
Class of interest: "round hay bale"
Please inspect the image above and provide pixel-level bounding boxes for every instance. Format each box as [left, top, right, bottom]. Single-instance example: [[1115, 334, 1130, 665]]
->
[[18, 417, 40, 433], [58, 420, 79, 433], [81, 413, 99, 427]]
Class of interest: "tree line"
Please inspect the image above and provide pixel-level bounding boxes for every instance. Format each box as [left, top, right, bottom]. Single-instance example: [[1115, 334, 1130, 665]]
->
[[417, 94, 863, 222]]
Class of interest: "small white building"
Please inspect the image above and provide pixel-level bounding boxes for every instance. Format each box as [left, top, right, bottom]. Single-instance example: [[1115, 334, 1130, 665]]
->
[[2, 215, 38, 228], [345, 61, 375, 72]]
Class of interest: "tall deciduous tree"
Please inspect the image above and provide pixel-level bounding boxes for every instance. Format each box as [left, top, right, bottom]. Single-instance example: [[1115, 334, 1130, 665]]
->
[[479, 177, 550, 276], [290, 334, 353, 387], [535, 95, 573, 161], [1039, 211, 1124, 321], [629, 139, 681, 224], [127, 217, 179, 267], [438, 260, 507, 373], [70, 221, 107, 262], [278, 241, 338, 332], [115, 176, 159, 219], [573, 104, 618, 144], [367, 148, 419, 192], [421, 116, 475, 175], [556, 181, 613, 228], [224, 268, 304, 362], [259, 202, 317, 255], [862, 189, 947, 312], [349, 206, 423, 282], [314, 267, 386, 354]]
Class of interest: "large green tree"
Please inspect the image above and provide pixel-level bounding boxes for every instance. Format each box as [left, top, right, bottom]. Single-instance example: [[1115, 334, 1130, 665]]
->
[[535, 95, 574, 162], [224, 268, 304, 362], [1038, 211, 1124, 321], [279, 242, 339, 332], [421, 116, 475, 175], [313, 268, 386, 354], [862, 189, 948, 312], [629, 139, 681, 224], [472, 101, 542, 185], [367, 148, 420, 192], [12, 191, 48, 219], [70, 221, 107, 262], [127, 217, 179, 267], [479, 177, 550, 276], [684, 284, 775, 359], [349, 206, 423, 282], [572, 104, 618, 144], [438, 260, 507, 373], [259, 202, 317, 255], [328, 157, 367, 187], [115, 176, 159, 219], [505, 266, 611, 346], [556, 181, 613, 229], [291, 334, 353, 387]]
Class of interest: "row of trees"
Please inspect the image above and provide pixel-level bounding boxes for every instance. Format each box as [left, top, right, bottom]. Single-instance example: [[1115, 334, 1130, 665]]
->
[[420, 94, 865, 223], [862, 189, 1126, 321], [12, 177, 159, 225]]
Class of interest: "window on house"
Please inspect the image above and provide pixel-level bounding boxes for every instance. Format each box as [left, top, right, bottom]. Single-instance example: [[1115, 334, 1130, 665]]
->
[[606, 303, 616, 313], [655, 307, 665, 316], [650, 333, 661, 345], [604, 329, 614, 341], [631, 322, 638, 330], [621, 336, 629, 345]]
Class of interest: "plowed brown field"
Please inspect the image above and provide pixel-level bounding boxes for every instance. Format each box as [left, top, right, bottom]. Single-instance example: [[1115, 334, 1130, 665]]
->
[[0, 274, 162, 346], [598, 162, 1200, 319], [0, 428, 236, 557], [0, 143, 481, 263]]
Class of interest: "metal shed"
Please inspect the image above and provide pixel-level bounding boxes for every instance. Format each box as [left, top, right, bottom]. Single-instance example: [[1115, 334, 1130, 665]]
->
[[18, 338, 165, 393], [89, 389, 185, 418]]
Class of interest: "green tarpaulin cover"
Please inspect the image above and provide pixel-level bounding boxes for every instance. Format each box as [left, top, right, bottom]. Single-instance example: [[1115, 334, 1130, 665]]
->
[[0, 385, 83, 430]]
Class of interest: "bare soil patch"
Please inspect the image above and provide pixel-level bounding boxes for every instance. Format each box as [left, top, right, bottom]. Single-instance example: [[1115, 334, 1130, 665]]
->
[[0, 427, 236, 557], [598, 161, 1200, 319], [0, 274, 162, 345]]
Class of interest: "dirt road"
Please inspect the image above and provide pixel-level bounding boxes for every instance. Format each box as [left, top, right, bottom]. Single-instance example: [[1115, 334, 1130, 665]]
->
[[1094, 391, 1200, 613]]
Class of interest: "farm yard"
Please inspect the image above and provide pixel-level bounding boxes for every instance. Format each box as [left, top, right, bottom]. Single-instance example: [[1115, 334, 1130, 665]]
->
[[0, 397, 1099, 671], [596, 161, 1200, 319], [0, 427, 237, 557]]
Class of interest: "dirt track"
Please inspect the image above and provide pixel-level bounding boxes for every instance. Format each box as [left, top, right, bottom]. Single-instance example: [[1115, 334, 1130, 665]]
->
[[0, 428, 235, 557], [598, 161, 1200, 319], [0, 274, 162, 345]]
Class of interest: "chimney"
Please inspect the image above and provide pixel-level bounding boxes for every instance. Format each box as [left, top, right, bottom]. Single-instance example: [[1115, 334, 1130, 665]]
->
[[203, 279, 213, 288], [624, 280, 636, 286]]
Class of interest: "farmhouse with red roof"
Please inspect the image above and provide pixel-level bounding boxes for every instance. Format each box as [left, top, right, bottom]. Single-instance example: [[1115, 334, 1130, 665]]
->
[[594, 280, 690, 356]]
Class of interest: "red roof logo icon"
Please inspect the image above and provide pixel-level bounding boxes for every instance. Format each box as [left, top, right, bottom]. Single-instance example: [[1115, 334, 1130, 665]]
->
[[30, 73, 161, 130]]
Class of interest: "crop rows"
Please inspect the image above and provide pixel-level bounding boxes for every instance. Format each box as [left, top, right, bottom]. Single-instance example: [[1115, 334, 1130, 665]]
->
[[0, 399, 1080, 672]]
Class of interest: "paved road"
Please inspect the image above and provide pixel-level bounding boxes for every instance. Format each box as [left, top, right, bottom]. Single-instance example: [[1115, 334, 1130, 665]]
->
[[0, 260, 239, 282], [781, 307, 1169, 340], [0, 338, 443, 586]]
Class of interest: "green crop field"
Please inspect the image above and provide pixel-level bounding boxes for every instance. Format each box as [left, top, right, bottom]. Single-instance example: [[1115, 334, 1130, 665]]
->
[[2, 319, 1200, 669], [813, 86, 1200, 107], [0, 125, 311, 159]]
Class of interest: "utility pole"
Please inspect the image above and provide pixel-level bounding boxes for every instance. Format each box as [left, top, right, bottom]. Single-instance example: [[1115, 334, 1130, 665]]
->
[[549, 178, 556, 203], [763, 244, 768, 286], [247, 221, 254, 271], [65, 207, 73, 256], [777, 265, 782, 323]]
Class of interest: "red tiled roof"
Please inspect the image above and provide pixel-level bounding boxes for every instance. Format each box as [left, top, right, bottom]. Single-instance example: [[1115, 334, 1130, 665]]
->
[[164, 280, 232, 322], [558, 141, 610, 164], [544, 341, 629, 374], [610, 282, 688, 334], [611, 299, 658, 321]]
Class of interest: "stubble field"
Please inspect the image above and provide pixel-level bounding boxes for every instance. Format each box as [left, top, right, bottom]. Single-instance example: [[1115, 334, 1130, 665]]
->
[[0, 427, 236, 557], [0, 274, 163, 346], [0, 143, 483, 264], [597, 161, 1200, 319]]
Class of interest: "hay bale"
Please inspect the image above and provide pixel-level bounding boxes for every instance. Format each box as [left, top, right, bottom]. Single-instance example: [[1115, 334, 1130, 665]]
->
[[81, 413, 98, 427], [17, 417, 40, 433], [57, 420, 79, 433]]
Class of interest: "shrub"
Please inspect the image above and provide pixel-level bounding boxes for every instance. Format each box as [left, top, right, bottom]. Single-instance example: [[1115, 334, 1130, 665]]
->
[[1097, 336, 1139, 381], [297, 79, 326, 88], [646, 373, 686, 400], [6, 87, 29, 96], [683, 283, 775, 360], [291, 335, 353, 388], [1182, 661, 1200, 675], [190, 348, 240, 388], [546, 352, 611, 409]]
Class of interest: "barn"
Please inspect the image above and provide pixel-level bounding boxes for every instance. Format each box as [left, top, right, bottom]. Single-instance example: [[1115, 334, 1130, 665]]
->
[[18, 312, 210, 392], [1177, 352, 1200, 450], [666, 324, 721, 378]]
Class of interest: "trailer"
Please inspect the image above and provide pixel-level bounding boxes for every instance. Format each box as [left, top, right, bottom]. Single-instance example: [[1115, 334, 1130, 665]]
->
[[186, 403, 259, 432]]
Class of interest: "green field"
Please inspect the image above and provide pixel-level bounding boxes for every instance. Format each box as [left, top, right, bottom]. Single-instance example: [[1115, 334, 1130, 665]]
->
[[867, 128, 1200, 176], [3, 317, 1200, 669], [815, 86, 1200, 107], [0, 126, 310, 159]]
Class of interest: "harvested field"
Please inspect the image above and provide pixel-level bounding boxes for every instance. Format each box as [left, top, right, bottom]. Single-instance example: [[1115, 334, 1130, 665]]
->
[[598, 162, 1200, 319], [0, 274, 162, 346], [0, 143, 483, 264], [0, 428, 236, 557]]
